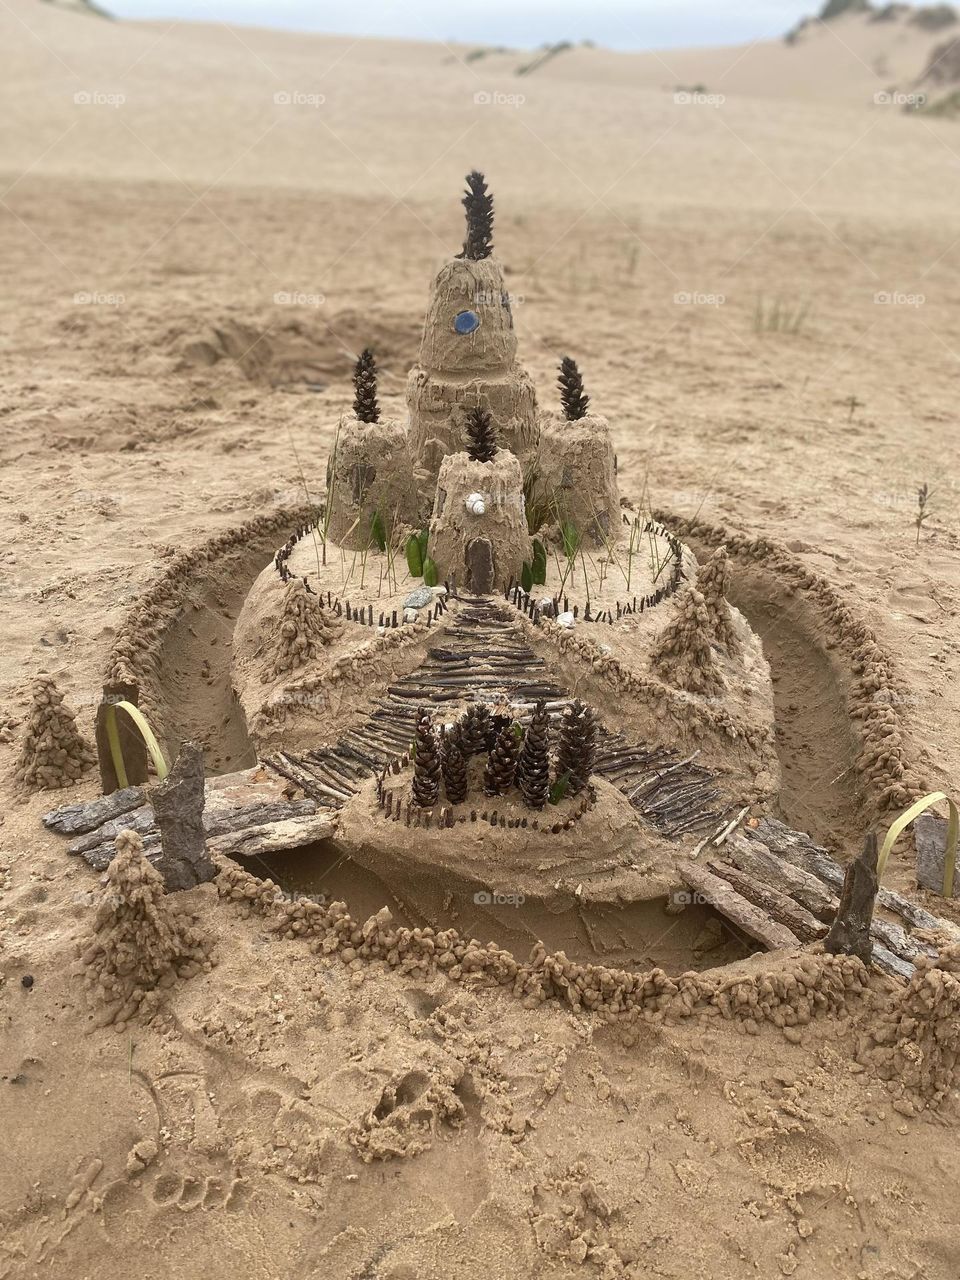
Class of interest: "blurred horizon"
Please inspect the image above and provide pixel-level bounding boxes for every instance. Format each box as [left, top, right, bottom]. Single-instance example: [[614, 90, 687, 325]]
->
[[104, 0, 816, 51]]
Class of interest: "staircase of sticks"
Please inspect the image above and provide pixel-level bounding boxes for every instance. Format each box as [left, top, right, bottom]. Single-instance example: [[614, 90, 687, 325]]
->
[[263, 595, 728, 839]]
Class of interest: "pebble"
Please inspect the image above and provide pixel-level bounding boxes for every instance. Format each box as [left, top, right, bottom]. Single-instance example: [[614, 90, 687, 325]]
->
[[402, 587, 434, 611], [21, 975, 34, 989]]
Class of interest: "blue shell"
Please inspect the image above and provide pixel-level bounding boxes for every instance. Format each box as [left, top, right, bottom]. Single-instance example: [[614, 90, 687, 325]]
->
[[454, 309, 480, 335]]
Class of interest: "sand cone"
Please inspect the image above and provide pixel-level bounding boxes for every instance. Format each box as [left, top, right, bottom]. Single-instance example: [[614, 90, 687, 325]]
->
[[78, 829, 213, 1028], [651, 588, 724, 696], [262, 580, 342, 682], [696, 546, 738, 651], [14, 676, 95, 792]]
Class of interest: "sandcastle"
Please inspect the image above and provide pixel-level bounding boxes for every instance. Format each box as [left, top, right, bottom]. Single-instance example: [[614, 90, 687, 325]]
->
[[37, 175, 960, 1100]]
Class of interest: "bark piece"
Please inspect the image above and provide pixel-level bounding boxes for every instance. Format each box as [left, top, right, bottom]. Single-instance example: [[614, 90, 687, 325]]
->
[[679, 861, 801, 951], [824, 832, 879, 964], [149, 742, 216, 891], [43, 786, 146, 836], [914, 812, 957, 898], [207, 813, 338, 860]]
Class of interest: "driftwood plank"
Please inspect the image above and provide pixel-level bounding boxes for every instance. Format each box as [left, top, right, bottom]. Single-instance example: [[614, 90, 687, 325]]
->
[[708, 858, 826, 943], [679, 861, 801, 951], [208, 813, 338, 860], [43, 787, 146, 836]]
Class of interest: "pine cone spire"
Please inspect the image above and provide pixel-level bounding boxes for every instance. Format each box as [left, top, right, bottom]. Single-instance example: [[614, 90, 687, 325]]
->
[[412, 708, 441, 808], [441, 730, 468, 805], [517, 700, 550, 810], [555, 699, 596, 798], [558, 356, 589, 421], [484, 723, 520, 796], [353, 347, 380, 423], [460, 703, 493, 756], [457, 170, 494, 261], [465, 405, 498, 463]]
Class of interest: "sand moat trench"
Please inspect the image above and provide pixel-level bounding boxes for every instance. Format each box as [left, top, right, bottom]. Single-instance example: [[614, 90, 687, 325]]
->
[[129, 522, 888, 977]]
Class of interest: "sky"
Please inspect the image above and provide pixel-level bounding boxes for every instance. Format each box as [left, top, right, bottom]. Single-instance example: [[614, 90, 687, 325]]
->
[[105, 0, 817, 50]]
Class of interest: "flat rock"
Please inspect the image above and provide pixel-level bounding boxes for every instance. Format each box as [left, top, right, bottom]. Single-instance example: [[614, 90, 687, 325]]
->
[[402, 587, 435, 611], [43, 787, 146, 836], [914, 813, 957, 898]]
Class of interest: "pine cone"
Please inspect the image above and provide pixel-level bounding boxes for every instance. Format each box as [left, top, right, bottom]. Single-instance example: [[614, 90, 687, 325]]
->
[[484, 723, 519, 796], [457, 170, 494, 261], [465, 405, 498, 463], [353, 347, 380, 423], [460, 703, 493, 756], [558, 356, 589, 421], [555, 699, 596, 797], [412, 709, 441, 808], [517, 700, 550, 810], [442, 731, 468, 805]]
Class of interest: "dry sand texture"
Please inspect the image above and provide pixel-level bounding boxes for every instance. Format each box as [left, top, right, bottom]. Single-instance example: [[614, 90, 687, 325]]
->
[[2, 2, 960, 1278]]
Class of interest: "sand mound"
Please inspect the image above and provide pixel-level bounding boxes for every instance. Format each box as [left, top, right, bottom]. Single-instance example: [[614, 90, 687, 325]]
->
[[651, 588, 724, 696], [260, 580, 343, 682], [14, 675, 95, 792], [78, 829, 214, 1029], [696, 546, 739, 652], [858, 942, 960, 1111]]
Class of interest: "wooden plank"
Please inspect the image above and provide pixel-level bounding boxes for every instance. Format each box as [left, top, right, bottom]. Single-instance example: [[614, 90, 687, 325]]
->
[[708, 858, 826, 943], [679, 861, 801, 951], [208, 812, 338, 859]]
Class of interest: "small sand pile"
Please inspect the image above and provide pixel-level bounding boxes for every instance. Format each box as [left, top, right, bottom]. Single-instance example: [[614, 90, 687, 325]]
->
[[261, 580, 342, 682], [651, 588, 723, 696], [857, 943, 960, 1112], [78, 829, 214, 1028], [14, 676, 95, 791], [696, 546, 738, 651], [349, 1065, 466, 1162]]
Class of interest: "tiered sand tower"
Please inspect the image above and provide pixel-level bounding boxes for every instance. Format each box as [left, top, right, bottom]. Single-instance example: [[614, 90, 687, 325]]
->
[[326, 349, 417, 551], [407, 173, 539, 509]]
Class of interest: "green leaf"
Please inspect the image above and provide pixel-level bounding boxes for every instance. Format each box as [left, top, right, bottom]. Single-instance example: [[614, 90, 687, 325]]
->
[[417, 528, 429, 561], [520, 561, 533, 593], [405, 534, 423, 578], [423, 557, 439, 587], [370, 510, 387, 553], [532, 538, 547, 584], [549, 771, 571, 805], [561, 521, 580, 561]]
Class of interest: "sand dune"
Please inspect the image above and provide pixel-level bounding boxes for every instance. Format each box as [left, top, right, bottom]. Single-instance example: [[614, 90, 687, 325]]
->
[[1, 0, 959, 218]]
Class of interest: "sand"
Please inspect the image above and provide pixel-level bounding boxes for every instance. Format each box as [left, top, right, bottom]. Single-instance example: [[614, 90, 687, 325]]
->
[[2, 3, 960, 1278]]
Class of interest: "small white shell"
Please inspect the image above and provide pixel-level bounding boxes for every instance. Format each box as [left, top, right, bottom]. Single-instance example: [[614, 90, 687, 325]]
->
[[465, 492, 486, 515], [556, 611, 575, 629]]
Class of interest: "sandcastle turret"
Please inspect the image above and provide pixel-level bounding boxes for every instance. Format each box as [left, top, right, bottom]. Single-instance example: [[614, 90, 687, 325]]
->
[[407, 173, 538, 496], [533, 358, 620, 545], [326, 349, 417, 550], [427, 408, 532, 594]]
